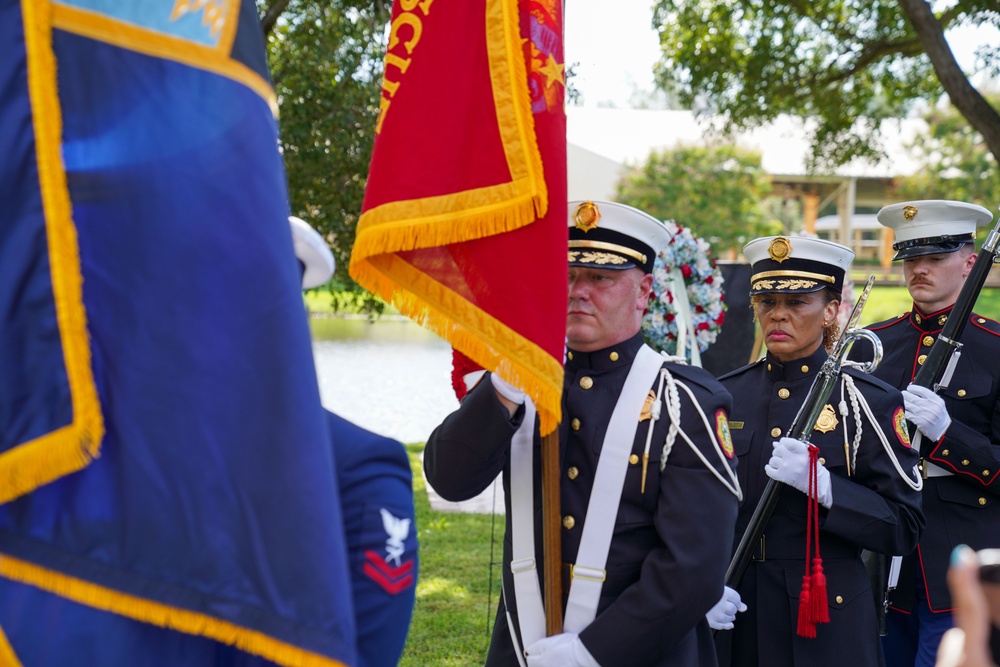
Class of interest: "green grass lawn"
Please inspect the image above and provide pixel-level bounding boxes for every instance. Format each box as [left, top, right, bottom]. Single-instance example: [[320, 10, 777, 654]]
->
[[400, 444, 498, 666]]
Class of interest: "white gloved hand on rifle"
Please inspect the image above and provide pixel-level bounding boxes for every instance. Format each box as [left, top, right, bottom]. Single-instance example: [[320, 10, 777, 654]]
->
[[903, 383, 951, 442], [764, 437, 833, 509], [706, 585, 747, 630]]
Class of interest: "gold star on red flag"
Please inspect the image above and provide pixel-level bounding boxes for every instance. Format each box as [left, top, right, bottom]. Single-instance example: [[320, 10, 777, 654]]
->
[[538, 54, 565, 89]]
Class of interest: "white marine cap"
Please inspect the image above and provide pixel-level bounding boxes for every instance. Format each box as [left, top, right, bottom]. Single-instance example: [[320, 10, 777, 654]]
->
[[567, 200, 671, 273], [743, 235, 854, 296], [289, 216, 335, 289], [876, 200, 993, 260]]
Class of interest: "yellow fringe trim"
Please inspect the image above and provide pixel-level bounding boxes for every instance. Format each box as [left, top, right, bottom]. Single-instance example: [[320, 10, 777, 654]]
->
[[351, 0, 546, 259], [353, 255, 562, 435], [487, 0, 546, 216], [0, 624, 22, 667], [0, 555, 348, 667], [1, 0, 105, 505], [350, 0, 560, 433], [351, 185, 542, 263], [51, 2, 277, 116]]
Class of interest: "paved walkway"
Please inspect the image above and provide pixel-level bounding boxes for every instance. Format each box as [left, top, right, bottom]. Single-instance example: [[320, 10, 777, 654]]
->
[[420, 452, 505, 514]]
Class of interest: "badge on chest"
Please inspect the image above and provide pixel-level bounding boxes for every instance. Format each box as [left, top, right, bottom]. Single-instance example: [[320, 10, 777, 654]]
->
[[813, 403, 839, 434]]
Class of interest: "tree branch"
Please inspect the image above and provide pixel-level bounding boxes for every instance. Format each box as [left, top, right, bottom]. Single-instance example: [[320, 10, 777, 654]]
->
[[261, 0, 293, 35], [817, 36, 924, 88], [897, 0, 1000, 164]]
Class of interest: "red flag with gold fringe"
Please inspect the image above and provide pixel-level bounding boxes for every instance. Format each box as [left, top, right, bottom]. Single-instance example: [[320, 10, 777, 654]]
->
[[350, 0, 567, 435]]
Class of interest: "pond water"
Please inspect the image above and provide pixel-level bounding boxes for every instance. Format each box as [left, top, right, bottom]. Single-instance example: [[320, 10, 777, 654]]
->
[[310, 317, 460, 445]]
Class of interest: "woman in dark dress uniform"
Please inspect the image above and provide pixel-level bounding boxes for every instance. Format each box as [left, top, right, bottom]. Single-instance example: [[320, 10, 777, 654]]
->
[[715, 236, 924, 667]]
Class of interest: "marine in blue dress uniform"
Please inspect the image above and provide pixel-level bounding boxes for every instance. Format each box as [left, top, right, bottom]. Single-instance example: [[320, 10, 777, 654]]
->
[[292, 217, 418, 667], [718, 236, 923, 667], [849, 200, 1000, 667], [425, 201, 741, 667]]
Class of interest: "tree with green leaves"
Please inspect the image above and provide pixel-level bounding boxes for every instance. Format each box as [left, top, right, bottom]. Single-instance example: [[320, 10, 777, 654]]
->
[[615, 143, 781, 256], [898, 96, 1000, 205], [651, 0, 1000, 172], [257, 0, 391, 314]]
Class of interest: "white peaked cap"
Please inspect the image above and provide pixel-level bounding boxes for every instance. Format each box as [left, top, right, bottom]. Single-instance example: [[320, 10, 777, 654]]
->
[[877, 200, 993, 260]]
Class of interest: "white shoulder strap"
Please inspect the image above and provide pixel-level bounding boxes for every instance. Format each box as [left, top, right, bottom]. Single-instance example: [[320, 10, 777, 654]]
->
[[563, 345, 663, 632], [507, 399, 546, 654]]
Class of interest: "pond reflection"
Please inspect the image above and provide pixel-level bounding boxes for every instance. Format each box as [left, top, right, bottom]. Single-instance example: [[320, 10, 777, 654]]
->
[[310, 317, 459, 444]]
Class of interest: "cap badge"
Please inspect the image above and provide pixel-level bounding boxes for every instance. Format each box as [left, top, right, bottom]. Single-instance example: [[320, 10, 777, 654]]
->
[[574, 201, 601, 232], [903, 205, 918, 221], [767, 237, 793, 263]]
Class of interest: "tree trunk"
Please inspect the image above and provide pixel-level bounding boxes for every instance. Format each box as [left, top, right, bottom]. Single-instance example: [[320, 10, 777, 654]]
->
[[897, 0, 1000, 168]]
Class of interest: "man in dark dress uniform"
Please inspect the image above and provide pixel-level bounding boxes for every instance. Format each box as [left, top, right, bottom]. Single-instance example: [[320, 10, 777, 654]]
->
[[717, 236, 924, 667], [291, 217, 418, 667], [424, 201, 741, 667], [853, 200, 1000, 667]]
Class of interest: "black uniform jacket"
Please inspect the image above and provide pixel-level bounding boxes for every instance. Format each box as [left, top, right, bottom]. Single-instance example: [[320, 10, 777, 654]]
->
[[425, 333, 740, 667], [719, 347, 924, 667], [856, 306, 1000, 612]]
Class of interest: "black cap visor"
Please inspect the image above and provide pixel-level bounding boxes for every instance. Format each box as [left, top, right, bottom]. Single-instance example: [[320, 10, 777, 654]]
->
[[892, 234, 974, 260]]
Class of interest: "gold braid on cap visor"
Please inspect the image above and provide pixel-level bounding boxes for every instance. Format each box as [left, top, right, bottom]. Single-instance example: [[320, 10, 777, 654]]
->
[[750, 269, 835, 284], [750, 269, 836, 292], [568, 240, 647, 265]]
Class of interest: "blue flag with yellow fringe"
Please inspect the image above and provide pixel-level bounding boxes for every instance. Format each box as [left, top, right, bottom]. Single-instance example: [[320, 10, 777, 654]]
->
[[0, 0, 356, 664]]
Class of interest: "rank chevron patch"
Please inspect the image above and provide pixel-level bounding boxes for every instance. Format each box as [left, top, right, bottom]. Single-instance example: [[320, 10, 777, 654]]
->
[[363, 551, 414, 595]]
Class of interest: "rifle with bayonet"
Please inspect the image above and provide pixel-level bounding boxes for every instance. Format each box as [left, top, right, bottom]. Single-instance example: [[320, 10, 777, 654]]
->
[[725, 276, 883, 589], [910, 214, 1000, 395], [872, 210, 1000, 634]]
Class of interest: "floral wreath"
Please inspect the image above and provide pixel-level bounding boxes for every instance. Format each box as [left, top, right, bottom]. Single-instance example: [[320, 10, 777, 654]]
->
[[641, 221, 727, 363]]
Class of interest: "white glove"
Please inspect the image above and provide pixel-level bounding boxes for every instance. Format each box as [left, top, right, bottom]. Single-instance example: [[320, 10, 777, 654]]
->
[[526, 633, 600, 667], [903, 383, 951, 442], [706, 585, 747, 630], [765, 437, 833, 509], [490, 372, 525, 405]]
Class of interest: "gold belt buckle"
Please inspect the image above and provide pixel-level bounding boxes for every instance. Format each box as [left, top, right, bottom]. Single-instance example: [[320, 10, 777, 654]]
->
[[919, 458, 928, 480]]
